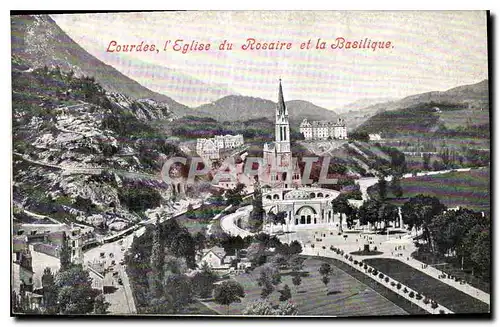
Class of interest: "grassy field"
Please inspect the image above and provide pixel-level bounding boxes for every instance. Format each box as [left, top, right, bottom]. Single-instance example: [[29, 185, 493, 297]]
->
[[438, 109, 489, 129], [388, 168, 490, 213], [364, 258, 490, 314], [201, 257, 408, 316]]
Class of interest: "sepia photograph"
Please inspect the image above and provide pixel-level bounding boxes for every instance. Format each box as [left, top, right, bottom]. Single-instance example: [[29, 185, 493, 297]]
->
[[10, 10, 491, 317]]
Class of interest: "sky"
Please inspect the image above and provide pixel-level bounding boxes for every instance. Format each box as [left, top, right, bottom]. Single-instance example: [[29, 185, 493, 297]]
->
[[52, 11, 489, 109]]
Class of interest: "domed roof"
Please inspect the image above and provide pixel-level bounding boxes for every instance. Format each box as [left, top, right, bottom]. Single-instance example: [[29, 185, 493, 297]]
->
[[284, 189, 310, 200]]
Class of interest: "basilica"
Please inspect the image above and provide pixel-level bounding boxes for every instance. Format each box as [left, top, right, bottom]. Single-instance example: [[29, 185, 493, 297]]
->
[[260, 80, 344, 232]]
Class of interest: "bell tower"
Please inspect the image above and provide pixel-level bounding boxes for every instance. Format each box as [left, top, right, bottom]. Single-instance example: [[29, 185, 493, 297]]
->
[[275, 79, 291, 154], [261, 79, 301, 189]]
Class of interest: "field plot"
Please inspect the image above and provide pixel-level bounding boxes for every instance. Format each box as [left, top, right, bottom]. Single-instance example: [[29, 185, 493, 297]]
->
[[438, 109, 489, 129], [388, 168, 490, 213], [364, 258, 490, 314], [201, 257, 407, 316]]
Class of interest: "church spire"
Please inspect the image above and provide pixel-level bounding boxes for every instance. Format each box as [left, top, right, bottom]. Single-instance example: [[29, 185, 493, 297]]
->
[[277, 79, 287, 116]]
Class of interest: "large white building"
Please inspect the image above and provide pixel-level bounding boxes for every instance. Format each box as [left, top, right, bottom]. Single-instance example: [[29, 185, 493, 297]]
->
[[196, 134, 244, 160], [300, 118, 348, 140]]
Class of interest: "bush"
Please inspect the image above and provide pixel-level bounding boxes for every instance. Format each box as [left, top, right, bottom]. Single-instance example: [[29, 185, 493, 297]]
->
[[409, 291, 415, 298], [385, 277, 390, 283]]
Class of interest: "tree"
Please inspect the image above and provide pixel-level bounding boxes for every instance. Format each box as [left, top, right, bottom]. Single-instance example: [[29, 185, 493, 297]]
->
[[319, 263, 333, 293], [246, 242, 266, 267], [268, 211, 287, 234], [390, 176, 404, 198], [402, 195, 446, 249], [243, 299, 275, 315], [150, 216, 165, 298], [321, 275, 330, 292], [249, 183, 265, 231], [423, 153, 431, 171], [289, 240, 302, 256], [41, 267, 58, 314], [243, 299, 298, 316], [220, 235, 246, 256], [170, 231, 196, 268], [358, 199, 382, 229], [93, 294, 110, 314], [274, 301, 298, 315], [258, 264, 282, 298], [193, 231, 207, 253], [278, 284, 292, 302], [192, 267, 218, 299], [292, 274, 302, 292], [55, 265, 100, 314], [59, 232, 72, 271], [377, 177, 387, 201], [290, 256, 304, 273], [319, 263, 332, 277], [225, 183, 245, 206], [163, 274, 194, 313], [331, 194, 354, 233], [213, 280, 245, 314], [378, 202, 399, 231]]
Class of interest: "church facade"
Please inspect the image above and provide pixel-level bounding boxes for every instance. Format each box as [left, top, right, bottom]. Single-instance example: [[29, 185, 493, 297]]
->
[[258, 80, 344, 232], [260, 80, 302, 189]]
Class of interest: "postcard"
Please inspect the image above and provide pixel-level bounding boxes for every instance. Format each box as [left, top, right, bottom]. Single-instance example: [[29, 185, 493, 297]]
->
[[10, 10, 490, 317]]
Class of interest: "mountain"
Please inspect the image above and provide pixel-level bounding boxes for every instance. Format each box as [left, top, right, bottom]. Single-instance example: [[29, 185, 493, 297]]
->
[[97, 52, 238, 107], [193, 95, 338, 123], [355, 79, 489, 136], [337, 97, 399, 113], [11, 58, 189, 229], [11, 14, 190, 116]]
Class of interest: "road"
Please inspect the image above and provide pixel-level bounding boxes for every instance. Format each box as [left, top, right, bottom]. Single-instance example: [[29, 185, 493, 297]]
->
[[13, 151, 162, 181], [84, 232, 137, 314], [219, 205, 254, 238]]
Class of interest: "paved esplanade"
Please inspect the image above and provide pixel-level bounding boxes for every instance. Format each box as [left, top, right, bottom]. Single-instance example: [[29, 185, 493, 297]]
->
[[219, 207, 490, 308]]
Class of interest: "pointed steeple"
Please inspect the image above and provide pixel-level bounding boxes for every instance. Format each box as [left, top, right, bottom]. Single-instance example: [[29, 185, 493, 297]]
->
[[277, 79, 287, 116]]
